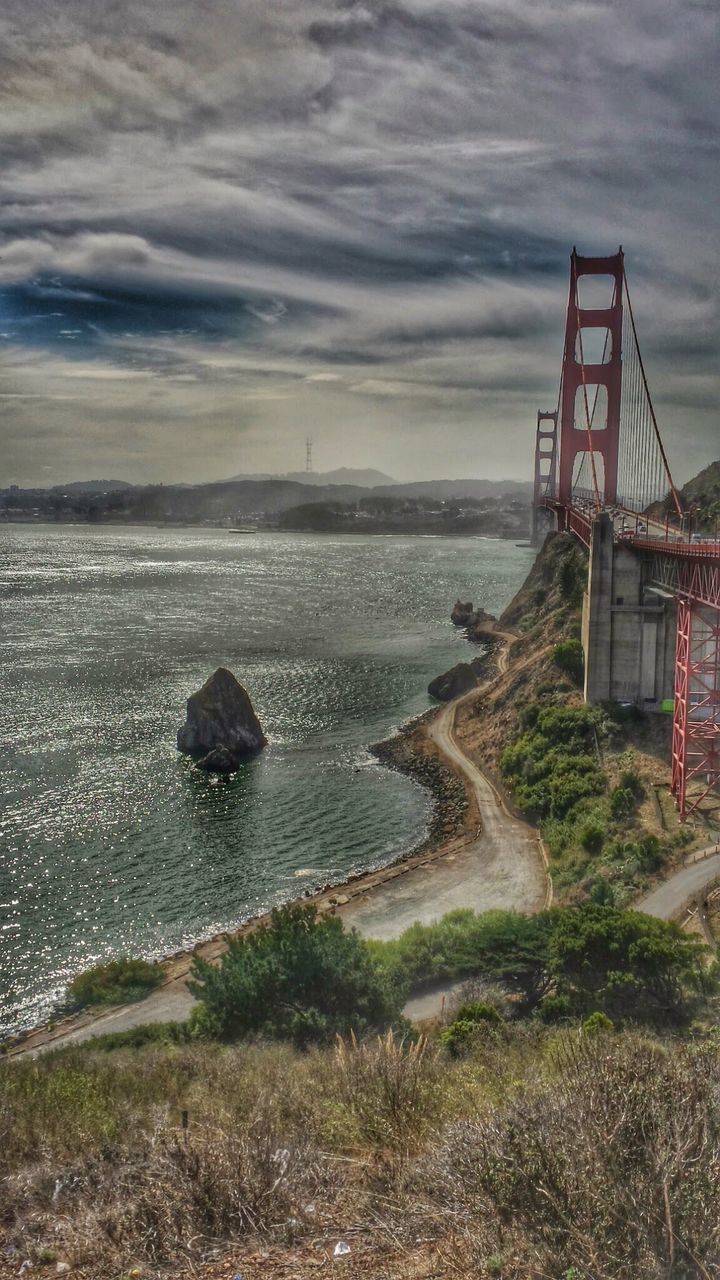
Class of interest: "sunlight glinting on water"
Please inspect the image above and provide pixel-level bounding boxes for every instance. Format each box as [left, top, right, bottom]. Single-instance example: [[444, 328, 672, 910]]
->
[[0, 525, 534, 1034]]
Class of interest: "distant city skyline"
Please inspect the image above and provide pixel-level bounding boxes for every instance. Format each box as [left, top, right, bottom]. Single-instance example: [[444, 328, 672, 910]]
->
[[1, 0, 718, 488]]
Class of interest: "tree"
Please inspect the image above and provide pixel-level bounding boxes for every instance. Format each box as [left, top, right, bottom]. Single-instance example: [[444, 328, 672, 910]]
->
[[188, 904, 402, 1045], [548, 904, 709, 1022]]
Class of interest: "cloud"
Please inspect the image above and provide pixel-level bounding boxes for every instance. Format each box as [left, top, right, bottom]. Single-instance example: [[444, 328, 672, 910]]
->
[[0, 232, 151, 282], [0, 0, 718, 485]]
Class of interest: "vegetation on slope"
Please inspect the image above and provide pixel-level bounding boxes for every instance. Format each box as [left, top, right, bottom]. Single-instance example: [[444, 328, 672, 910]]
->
[[4, 1022, 720, 1278], [455, 531, 696, 903], [4, 904, 720, 1277], [499, 700, 690, 902], [681, 456, 720, 529], [65, 957, 162, 1009]]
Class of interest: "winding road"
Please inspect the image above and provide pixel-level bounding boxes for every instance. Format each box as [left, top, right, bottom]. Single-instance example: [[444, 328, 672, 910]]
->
[[9, 627, 719, 1055], [342, 690, 548, 940], [637, 848, 720, 919]]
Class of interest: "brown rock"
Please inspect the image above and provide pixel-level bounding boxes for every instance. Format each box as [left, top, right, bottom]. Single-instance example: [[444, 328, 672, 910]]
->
[[428, 662, 478, 702], [451, 599, 474, 626]]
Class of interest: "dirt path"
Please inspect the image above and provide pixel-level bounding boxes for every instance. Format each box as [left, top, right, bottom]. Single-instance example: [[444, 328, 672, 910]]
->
[[342, 676, 548, 942]]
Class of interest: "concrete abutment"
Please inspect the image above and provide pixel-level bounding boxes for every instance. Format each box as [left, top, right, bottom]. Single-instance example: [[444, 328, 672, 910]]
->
[[582, 513, 675, 711]]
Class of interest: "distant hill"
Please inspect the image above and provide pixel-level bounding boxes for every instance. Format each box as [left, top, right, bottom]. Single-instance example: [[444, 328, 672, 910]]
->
[[225, 471, 530, 497], [4, 474, 532, 527], [682, 458, 720, 502], [226, 468, 396, 488], [52, 479, 134, 494]]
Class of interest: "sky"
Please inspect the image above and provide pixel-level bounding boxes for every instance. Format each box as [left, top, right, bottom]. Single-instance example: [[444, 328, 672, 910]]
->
[[1, 0, 718, 487]]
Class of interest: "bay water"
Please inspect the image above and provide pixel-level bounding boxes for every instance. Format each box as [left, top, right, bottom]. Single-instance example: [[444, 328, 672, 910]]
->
[[0, 525, 534, 1034]]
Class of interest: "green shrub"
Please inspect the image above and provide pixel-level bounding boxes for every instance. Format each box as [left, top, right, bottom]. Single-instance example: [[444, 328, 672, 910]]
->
[[454, 1001, 502, 1026], [609, 785, 635, 819], [618, 768, 642, 795], [66, 957, 163, 1009], [590, 879, 614, 905], [88, 1021, 192, 1051], [583, 1011, 614, 1035], [559, 554, 583, 603], [579, 821, 604, 854], [440, 1019, 483, 1056], [439, 1002, 502, 1056], [552, 639, 584, 685], [538, 992, 572, 1023], [189, 904, 402, 1046], [548, 904, 710, 1022]]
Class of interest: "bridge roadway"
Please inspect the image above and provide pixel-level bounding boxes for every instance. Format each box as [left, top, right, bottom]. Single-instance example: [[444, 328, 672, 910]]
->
[[548, 494, 720, 560]]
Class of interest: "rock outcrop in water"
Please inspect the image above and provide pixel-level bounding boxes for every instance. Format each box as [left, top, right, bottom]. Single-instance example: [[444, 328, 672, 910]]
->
[[428, 662, 478, 702], [177, 668, 267, 773], [451, 599, 474, 626], [451, 599, 497, 637]]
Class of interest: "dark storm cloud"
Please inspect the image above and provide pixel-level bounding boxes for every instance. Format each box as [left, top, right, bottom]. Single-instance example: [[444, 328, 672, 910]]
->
[[0, 0, 718, 484]]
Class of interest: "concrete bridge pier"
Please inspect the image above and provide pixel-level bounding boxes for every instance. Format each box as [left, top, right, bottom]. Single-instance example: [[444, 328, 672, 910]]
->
[[582, 513, 676, 711]]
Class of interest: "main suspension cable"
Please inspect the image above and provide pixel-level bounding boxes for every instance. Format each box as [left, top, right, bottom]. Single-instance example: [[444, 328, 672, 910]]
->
[[622, 268, 682, 517]]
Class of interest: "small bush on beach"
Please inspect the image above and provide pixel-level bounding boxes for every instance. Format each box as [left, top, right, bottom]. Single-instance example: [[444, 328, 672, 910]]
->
[[189, 903, 403, 1046], [66, 957, 163, 1009]]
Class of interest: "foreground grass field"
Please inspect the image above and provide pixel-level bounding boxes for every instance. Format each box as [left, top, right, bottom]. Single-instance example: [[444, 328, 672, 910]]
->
[[3, 1022, 720, 1279]]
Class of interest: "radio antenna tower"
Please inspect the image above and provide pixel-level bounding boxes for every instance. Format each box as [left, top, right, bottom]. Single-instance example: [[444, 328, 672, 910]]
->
[[305, 436, 313, 473]]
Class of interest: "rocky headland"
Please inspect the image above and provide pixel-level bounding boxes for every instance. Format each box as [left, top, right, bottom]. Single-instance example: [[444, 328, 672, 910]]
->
[[450, 597, 497, 641]]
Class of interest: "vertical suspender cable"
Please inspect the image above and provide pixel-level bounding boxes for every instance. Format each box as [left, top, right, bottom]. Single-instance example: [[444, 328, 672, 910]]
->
[[622, 268, 682, 517]]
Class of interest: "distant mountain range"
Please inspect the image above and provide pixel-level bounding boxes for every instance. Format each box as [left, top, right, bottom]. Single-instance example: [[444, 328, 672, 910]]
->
[[223, 472, 532, 499], [45, 473, 533, 502]]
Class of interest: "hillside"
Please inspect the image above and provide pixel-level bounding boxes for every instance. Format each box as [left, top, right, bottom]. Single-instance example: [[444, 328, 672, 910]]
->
[[3, 1021, 720, 1279], [681, 456, 720, 528], [452, 532, 699, 904]]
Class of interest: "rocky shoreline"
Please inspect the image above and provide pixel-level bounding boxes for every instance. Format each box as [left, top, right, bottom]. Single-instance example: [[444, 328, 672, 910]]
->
[[3, 626, 497, 1056]]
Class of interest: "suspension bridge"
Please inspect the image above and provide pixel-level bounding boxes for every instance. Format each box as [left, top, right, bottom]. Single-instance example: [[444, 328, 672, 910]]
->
[[532, 248, 719, 819]]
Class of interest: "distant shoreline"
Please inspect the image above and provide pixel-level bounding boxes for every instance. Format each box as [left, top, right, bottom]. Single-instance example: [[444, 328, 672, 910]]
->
[[1, 517, 522, 540]]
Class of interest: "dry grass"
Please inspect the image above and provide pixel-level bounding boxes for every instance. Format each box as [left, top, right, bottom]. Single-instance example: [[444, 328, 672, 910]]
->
[[3, 1029, 720, 1278]]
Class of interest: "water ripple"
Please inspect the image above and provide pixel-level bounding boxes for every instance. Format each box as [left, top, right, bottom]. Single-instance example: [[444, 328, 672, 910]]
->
[[0, 525, 534, 1034]]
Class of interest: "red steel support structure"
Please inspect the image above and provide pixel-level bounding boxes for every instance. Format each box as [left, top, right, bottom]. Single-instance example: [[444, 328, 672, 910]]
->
[[670, 587, 720, 818], [557, 248, 624, 514], [533, 410, 558, 506], [533, 247, 720, 819]]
